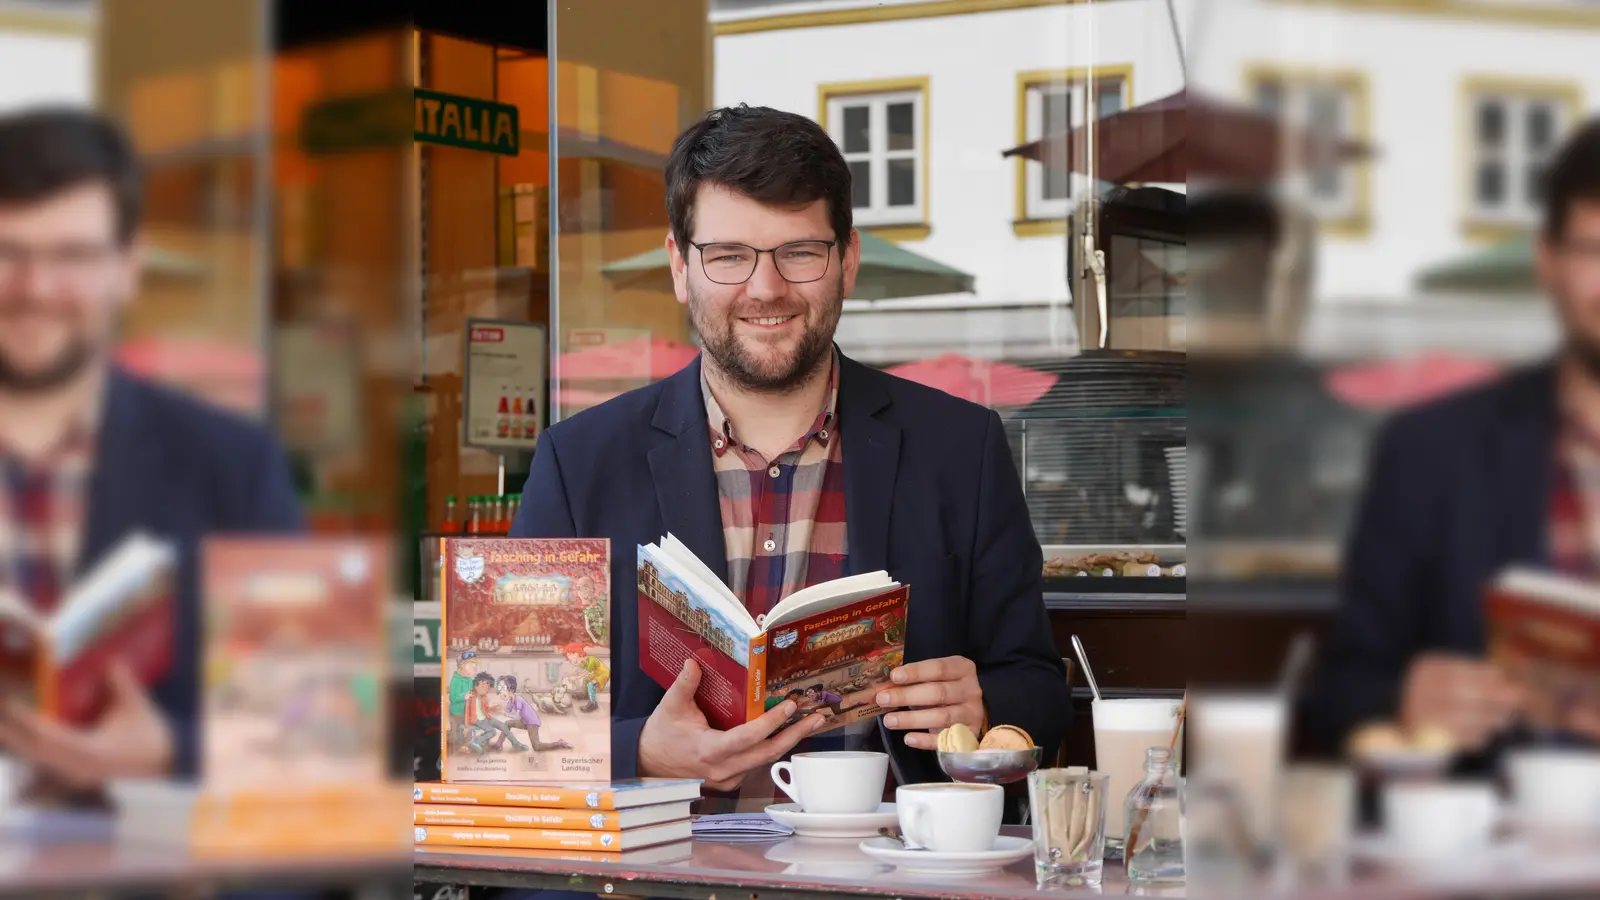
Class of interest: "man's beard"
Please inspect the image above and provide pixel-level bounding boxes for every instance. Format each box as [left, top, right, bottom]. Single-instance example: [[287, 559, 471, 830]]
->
[[0, 333, 96, 394], [689, 278, 842, 394]]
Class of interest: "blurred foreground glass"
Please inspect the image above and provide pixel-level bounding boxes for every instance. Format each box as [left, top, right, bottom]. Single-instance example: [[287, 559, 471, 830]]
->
[[1028, 768, 1110, 888], [1187, 691, 1287, 865], [1278, 764, 1355, 884]]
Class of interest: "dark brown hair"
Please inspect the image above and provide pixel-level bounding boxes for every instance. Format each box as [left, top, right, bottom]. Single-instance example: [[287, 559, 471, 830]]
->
[[665, 103, 852, 257], [0, 106, 142, 245], [1543, 115, 1600, 240]]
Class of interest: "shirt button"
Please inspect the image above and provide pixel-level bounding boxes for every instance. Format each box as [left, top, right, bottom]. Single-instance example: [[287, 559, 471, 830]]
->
[[763, 539, 777, 552], [714, 439, 724, 449], [768, 466, 780, 478], [819, 429, 829, 440]]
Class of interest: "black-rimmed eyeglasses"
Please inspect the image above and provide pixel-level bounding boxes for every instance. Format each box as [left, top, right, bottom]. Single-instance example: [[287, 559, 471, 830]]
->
[[691, 239, 836, 285]]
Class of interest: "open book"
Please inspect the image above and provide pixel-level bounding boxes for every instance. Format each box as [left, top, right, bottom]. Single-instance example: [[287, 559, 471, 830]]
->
[[637, 534, 909, 733], [1485, 567, 1600, 733], [0, 532, 176, 724]]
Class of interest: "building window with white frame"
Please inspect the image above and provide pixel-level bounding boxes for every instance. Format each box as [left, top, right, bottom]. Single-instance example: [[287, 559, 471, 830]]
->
[[1251, 75, 1364, 225], [823, 85, 926, 227], [1467, 90, 1568, 226], [1020, 74, 1128, 222]]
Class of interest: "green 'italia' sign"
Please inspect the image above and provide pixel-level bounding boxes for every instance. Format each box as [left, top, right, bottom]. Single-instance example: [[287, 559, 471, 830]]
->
[[414, 88, 519, 156], [301, 89, 520, 157]]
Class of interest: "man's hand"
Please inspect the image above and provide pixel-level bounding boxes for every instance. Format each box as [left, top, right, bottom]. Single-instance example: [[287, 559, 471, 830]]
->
[[638, 659, 826, 791], [875, 656, 985, 751], [0, 662, 173, 791], [1399, 654, 1522, 752]]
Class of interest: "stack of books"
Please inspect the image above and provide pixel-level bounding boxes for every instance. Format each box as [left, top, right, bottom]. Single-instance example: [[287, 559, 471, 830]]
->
[[413, 779, 700, 852]]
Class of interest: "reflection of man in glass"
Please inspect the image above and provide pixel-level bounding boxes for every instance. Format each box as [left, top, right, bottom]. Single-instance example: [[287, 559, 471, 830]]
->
[[0, 108, 302, 800]]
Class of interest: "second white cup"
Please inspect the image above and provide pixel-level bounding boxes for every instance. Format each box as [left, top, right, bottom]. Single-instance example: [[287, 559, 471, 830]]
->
[[770, 751, 888, 815], [896, 782, 1004, 852]]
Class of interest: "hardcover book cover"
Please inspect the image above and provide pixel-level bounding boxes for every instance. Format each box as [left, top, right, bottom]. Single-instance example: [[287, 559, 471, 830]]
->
[[439, 538, 612, 783], [1485, 567, 1600, 731], [636, 535, 908, 733], [201, 537, 391, 792], [0, 531, 175, 726]]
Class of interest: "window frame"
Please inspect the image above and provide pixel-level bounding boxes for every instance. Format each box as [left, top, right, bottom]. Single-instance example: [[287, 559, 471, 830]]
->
[[817, 77, 932, 237], [1458, 75, 1583, 241], [1241, 64, 1373, 240], [1013, 65, 1134, 237]]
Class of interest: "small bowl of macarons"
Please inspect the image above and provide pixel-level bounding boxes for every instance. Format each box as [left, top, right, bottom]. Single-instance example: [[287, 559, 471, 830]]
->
[[935, 722, 1043, 784], [1347, 721, 1457, 780]]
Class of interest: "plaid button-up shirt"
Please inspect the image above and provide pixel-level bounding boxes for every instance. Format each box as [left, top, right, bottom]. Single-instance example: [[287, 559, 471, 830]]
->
[[702, 353, 849, 617], [1551, 413, 1600, 576], [0, 420, 96, 616]]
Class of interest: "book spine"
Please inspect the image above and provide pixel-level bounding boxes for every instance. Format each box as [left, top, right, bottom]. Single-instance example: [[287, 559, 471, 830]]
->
[[414, 825, 625, 851], [414, 805, 621, 829], [438, 537, 451, 779], [416, 783, 622, 809], [746, 631, 770, 725]]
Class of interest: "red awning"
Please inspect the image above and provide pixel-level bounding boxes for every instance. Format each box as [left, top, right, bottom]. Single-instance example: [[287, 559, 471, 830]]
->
[[885, 354, 1057, 408], [1325, 353, 1502, 411], [556, 337, 699, 381]]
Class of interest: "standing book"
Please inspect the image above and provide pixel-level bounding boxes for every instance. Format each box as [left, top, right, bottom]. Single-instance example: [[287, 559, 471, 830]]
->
[[636, 534, 909, 733], [0, 532, 175, 725], [1485, 567, 1600, 731], [440, 538, 612, 783]]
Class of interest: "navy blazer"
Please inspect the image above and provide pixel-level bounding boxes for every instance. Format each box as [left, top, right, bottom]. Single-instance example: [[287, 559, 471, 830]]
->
[[509, 352, 1071, 784], [80, 368, 303, 777], [1307, 363, 1560, 753]]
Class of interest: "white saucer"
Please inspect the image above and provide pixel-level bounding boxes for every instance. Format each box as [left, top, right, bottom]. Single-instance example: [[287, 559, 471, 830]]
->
[[764, 803, 898, 839], [857, 834, 1034, 875]]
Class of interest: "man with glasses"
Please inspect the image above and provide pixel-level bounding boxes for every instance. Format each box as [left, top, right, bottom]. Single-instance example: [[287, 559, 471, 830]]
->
[[1308, 117, 1600, 764], [511, 104, 1069, 809], [0, 108, 301, 797]]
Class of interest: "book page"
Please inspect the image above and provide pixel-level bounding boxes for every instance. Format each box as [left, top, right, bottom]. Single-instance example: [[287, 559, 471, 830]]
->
[[50, 532, 175, 661], [760, 571, 896, 632], [652, 535, 759, 637]]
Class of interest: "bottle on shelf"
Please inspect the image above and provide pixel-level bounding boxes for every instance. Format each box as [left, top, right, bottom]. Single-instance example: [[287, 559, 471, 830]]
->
[[441, 495, 461, 533], [467, 496, 483, 534]]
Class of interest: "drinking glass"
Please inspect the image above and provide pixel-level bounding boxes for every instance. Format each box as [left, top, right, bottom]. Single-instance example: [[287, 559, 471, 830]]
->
[[1028, 768, 1111, 888]]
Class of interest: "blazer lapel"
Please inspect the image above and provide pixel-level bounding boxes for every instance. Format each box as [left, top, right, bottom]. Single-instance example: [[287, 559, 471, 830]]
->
[[646, 357, 730, 585], [1489, 362, 1558, 567], [79, 369, 171, 574], [839, 356, 900, 576]]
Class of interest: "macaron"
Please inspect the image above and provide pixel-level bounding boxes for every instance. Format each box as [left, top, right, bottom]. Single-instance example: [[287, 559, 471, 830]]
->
[[937, 722, 980, 753], [977, 724, 1035, 751]]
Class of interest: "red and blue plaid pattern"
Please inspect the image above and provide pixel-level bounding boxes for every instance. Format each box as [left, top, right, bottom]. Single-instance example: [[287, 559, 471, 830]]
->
[[1551, 413, 1600, 577], [702, 353, 848, 617], [0, 428, 93, 615]]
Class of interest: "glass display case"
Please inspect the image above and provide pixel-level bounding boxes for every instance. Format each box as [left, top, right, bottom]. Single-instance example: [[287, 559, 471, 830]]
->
[[1003, 350, 1186, 593]]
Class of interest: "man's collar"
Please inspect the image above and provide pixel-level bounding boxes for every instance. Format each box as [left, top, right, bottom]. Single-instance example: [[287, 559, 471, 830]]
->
[[700, 350, 840, 456]]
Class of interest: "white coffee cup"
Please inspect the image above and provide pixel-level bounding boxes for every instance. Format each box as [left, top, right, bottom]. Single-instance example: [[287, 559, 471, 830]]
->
[[1382, 781, 1498, 859], [770, 751, 888, 815], [896, 782, 1004, 852], [1507, 749, 1600, 826]]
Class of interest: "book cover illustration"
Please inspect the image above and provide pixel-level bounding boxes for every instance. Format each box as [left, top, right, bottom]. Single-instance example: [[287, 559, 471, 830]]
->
[[636, 535, 908, 733], [0, 531, 175, 726], [441, 538, 611, 783], [1485, 567, 1600, 732], [201, 538, 390, 792]]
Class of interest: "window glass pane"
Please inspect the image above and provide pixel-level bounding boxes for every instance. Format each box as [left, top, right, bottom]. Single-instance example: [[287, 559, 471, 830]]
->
[[1097, 79, 1124, 118], [887, 101, 915, 151], [1528, 163, 1546, 206], [887, 158, 916, 207], [1040, 86, 1071, 136], [849, 160, 872, 208], [1526, 102, 1555, 152], [1307, 87, 1342, 136], [1476, 161, 1506, 206], [1477, 98, 1506, 146], [1310, 164, 1342, 199], [1042, 163, 1070, 202], [841, 104, 871, 154], [1254, 79, 1283, 114]]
